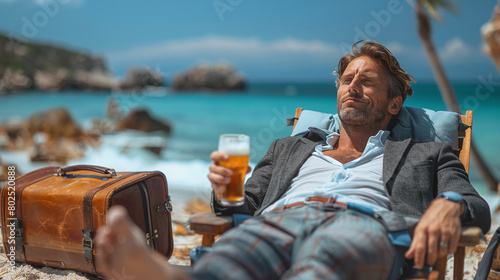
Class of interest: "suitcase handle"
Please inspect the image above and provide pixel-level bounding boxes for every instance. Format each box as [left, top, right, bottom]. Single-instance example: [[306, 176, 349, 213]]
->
[[55, 165, 117, 178]]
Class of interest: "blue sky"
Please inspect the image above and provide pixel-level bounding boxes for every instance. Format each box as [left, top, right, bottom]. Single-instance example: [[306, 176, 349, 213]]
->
[[0, 0, 498, 82]]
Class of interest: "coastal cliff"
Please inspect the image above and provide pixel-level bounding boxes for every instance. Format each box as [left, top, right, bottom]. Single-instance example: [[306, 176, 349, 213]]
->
[[0, 33, 120, 93]]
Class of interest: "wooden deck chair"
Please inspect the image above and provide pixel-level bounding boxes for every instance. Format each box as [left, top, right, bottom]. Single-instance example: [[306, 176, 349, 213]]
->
[[189, 108, 482, 280]]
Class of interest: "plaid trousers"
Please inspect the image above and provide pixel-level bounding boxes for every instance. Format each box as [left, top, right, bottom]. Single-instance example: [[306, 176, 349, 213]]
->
[[192, 204, 395, 280]]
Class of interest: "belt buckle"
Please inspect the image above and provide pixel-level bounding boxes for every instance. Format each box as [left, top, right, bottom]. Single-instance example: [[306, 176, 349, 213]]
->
[[305, 196, 348, 211]]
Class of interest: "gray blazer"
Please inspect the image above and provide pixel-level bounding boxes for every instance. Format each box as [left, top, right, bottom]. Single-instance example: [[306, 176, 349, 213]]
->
[[213, 136, 491, 233]]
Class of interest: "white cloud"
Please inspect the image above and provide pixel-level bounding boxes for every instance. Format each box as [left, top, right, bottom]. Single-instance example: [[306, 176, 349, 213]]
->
[[385, 37, 483, 64], [439, 37, 474, 61], [107, 35, 343, 64], [384, 41, 405, 54]]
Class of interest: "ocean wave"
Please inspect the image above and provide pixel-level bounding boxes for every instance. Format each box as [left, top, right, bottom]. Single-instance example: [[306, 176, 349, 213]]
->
[[101, 131, 169, 148]]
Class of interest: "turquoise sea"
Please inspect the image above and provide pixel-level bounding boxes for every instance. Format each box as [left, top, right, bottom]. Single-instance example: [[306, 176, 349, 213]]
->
[[0, 82, 499, 205]]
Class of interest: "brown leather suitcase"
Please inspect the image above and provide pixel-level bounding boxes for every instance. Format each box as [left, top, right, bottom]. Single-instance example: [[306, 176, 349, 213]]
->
[[0, 164, 173, 275]]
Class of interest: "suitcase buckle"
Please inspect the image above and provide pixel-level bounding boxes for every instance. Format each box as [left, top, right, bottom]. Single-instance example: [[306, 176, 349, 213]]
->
[[155, 196, 173, 213], [165, 197, 173, 213], [82, 237, 93, 249], [14, 221, 24, 251], [82, 229, 94, 261]]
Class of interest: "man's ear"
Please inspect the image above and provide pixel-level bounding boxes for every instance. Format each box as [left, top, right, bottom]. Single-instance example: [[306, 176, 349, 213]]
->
[[388, 96, 403, 116]]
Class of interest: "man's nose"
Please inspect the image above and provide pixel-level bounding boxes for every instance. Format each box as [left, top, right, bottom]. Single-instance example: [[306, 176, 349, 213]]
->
[[348, 77, 360, 93]]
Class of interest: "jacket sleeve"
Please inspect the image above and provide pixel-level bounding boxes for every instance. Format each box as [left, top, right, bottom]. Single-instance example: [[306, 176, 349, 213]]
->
[[211, 139, 279, 216], [435, 143, 491, 234]]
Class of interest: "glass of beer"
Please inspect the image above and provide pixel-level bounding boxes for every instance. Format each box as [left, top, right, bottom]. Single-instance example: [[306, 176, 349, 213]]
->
[[218, 134, 250, 207]]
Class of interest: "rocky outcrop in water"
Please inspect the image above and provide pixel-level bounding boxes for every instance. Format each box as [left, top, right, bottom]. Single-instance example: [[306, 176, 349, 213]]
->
[[112, 108, 172, 155], [0, 108, 97, 163], [119, 68, 164, 91], [116, 109, 172, 135], [172, 63, 246, 92], [26, 108, 84, 140], [0, 102, 174, 164]]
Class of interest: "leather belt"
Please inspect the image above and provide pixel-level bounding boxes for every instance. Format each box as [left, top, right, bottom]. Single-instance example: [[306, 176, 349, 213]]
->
[[268, 196, 348, 213]]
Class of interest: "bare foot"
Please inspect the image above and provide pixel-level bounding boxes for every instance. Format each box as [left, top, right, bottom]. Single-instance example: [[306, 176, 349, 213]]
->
[[95, 205, 191, 280]]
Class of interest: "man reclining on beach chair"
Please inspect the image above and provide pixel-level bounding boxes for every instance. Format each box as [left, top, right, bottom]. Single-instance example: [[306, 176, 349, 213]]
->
[[94, 40, 490, 280]]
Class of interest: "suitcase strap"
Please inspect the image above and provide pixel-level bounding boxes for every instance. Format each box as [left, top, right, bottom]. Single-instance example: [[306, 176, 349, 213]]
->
[[12, 166, 60, 262]]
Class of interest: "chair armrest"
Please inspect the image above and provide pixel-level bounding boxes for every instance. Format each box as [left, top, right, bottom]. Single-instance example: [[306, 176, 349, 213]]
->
[[189, 212, 234, 247], [448, 227, 482, 280], [190, 212, 234, 234], [458, 226, 482, 246]]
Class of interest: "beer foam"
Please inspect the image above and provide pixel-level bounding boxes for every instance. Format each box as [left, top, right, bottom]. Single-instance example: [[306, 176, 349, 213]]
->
[[219, 145, 250, 156]]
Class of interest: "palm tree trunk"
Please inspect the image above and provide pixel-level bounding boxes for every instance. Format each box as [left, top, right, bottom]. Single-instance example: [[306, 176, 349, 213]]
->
[[416, 5, 499, 192]]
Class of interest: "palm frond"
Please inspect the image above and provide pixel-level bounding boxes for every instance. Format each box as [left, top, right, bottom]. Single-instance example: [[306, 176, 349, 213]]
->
[[413, 0, 458, 21]]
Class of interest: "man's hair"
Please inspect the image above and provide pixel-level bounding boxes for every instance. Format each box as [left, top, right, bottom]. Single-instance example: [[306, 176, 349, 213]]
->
[[334, 40, 416, 102]]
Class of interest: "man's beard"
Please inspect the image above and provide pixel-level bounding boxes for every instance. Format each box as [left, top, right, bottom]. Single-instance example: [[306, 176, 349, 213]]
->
[[338, 96, 387, 127]]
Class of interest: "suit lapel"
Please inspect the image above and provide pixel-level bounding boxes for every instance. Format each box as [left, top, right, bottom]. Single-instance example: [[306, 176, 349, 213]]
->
[[383, 137, 412, 187]]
